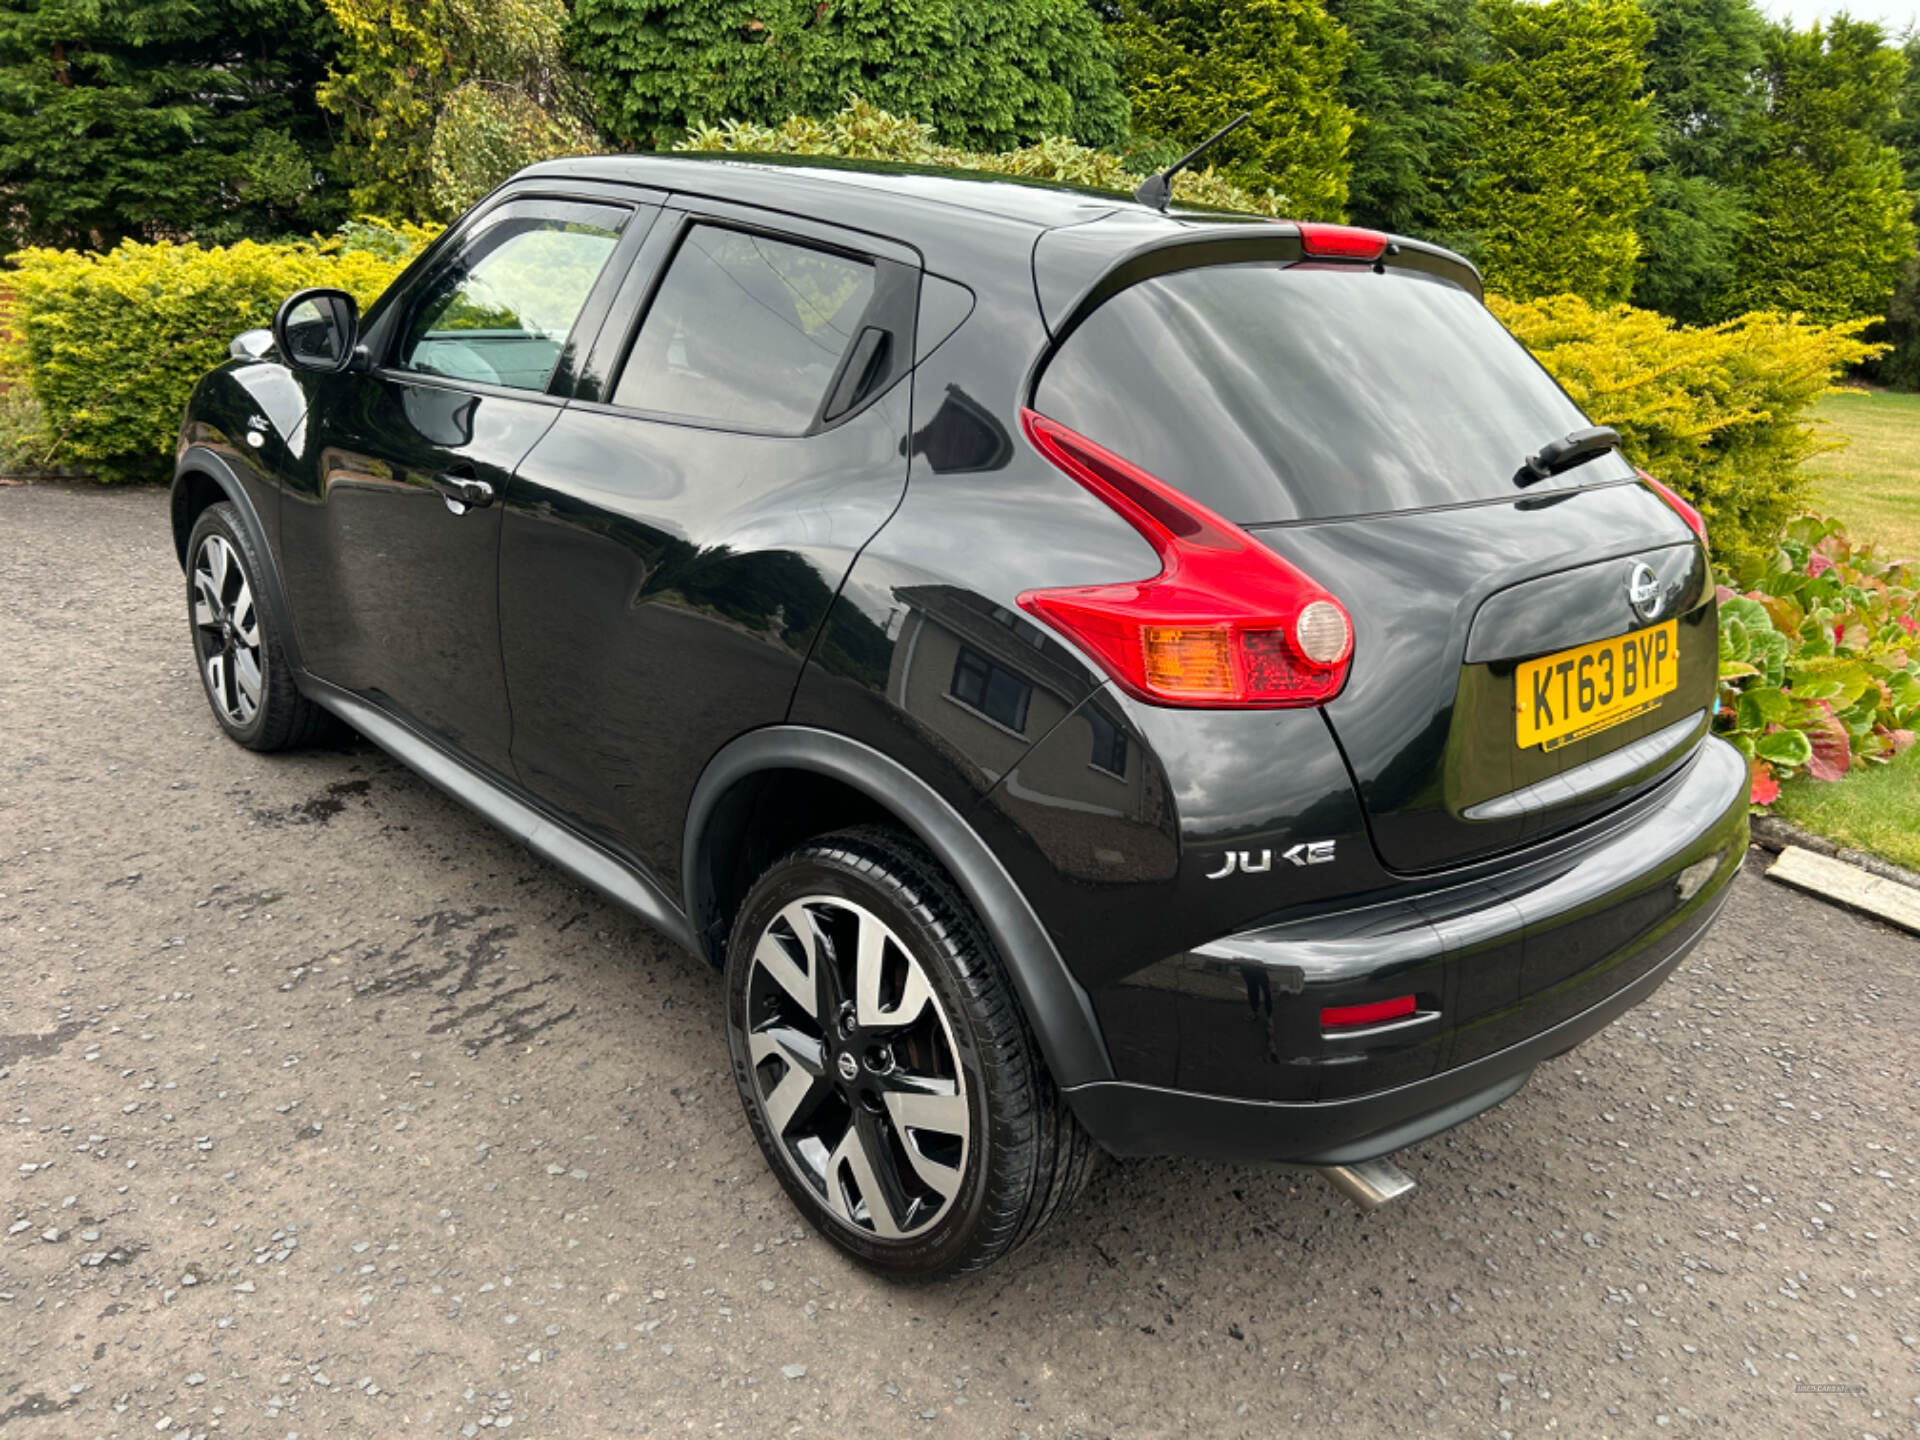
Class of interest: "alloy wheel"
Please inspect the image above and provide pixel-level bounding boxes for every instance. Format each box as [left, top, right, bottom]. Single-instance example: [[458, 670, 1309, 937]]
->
[[191, 533, 263, 727], [743, 895, 972, 1239]]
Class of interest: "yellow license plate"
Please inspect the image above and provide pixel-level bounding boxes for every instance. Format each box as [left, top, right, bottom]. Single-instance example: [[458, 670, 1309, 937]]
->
[[1516, 620, 1678, 751]]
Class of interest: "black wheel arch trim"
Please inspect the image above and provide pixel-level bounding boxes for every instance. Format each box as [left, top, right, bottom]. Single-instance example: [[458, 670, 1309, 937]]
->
[[684, 726, 1115, 1089], [171, 446, 303, 673]]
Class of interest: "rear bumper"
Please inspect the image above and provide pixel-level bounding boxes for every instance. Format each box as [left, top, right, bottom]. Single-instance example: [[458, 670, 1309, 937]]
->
[[1063, 735, 1748, 1164]]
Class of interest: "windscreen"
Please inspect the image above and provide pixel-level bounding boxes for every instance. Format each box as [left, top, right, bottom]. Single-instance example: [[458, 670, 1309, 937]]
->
[[1031, 262, 1633, 525]]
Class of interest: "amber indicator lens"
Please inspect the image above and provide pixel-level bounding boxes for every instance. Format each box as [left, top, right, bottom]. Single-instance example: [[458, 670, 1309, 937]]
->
[[1142, 627, 1235, 695]]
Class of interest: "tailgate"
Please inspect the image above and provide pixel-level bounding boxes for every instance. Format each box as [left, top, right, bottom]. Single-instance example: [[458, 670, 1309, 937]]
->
[[1251, 485, 1715, 873]]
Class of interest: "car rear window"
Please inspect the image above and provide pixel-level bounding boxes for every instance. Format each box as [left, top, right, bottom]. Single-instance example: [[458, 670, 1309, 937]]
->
[[1031, 263, 1633, 525]]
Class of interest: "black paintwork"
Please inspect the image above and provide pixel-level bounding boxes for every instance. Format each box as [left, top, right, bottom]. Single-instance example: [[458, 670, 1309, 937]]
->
[[171, 154, 1747, 1166], [284, 374, 556, 775], [501, 383, 914, 882]]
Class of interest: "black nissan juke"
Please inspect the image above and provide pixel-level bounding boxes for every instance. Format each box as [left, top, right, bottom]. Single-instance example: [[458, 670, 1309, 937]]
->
[[171, 155, 1748, 1278]]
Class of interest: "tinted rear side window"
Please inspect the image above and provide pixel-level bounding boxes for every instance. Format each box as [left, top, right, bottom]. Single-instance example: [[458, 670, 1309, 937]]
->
[[1032, 264, 1632, 525], [614, 224, 876, 433]]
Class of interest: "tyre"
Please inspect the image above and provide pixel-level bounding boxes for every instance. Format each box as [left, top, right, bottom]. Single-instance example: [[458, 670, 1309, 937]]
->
[[186, 502, 334, 752], [724, 826, 1098, 1278]]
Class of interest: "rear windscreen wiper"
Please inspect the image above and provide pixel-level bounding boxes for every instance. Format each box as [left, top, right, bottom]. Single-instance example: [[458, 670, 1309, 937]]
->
[[1514, 425, 1621, 487]]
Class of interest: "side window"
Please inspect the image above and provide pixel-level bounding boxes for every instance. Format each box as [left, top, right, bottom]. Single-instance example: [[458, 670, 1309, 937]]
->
[[395, 201, 628, 393], [613, 223, 877, 433], [1086, 706, 1129, 778], [950, 646, 1032, 733]]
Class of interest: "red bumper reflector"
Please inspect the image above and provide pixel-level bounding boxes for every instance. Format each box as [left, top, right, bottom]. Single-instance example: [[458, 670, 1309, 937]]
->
[[1321, 995, 1417, 1029]]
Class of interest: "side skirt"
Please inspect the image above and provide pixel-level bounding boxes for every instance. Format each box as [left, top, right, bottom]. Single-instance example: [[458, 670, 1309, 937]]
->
[[302, 677, 698, 953]]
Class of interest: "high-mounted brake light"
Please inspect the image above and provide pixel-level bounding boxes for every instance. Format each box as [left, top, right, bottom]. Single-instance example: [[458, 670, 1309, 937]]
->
[[1321, 995, 1417, 1030], [1017, 411, 1354, 708], [1296, 222, 1390, 261], [1636, 466, 1708, 549]]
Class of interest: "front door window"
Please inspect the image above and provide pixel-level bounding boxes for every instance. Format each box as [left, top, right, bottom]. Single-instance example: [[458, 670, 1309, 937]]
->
[[395, 201, 628, 393]]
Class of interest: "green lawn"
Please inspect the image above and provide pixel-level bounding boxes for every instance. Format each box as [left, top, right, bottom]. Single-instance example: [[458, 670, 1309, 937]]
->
[[1778, 387, 1920, 869], [1803, 389, 1920, 559], [1773, 744, 1920, 872]]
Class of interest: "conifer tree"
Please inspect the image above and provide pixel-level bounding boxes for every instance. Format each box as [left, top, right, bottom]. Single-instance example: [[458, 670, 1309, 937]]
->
[[1866, 28, 1920, 384], [1113, 0, 1354, 219], [0, 0, 341, 251], [1450, 0, 1654, 303], [1327, 0, 1483, 244], [1633, 0, 1769, 321], [1718, 18, 1915, 323]]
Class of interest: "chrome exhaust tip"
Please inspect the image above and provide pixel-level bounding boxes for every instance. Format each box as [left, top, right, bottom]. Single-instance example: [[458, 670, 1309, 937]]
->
[[1316, 1157, 1416, 1211]]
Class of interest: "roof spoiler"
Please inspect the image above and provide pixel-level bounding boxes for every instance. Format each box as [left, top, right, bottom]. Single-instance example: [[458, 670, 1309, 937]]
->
[[1032, 218, 1484, 339]]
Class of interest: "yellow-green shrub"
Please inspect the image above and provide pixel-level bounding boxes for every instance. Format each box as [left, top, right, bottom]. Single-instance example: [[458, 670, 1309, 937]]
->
[[1492, 294, 1885, 575], [0, 285, 48, 473], [8, 222, 437, 483], [428, 81, 599, 219]]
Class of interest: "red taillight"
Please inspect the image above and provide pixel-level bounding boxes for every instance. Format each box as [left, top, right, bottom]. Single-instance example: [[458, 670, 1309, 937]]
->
[[1017, 410, 1353, 708], [1296, 222, 1389, 261], [1320, 995, 1417, 1029], [1636, 466, 1708, 548]]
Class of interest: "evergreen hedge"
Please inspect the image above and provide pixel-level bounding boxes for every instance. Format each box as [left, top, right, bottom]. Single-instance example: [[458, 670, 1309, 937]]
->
[[318, 0, 591, 220], [569, 0, 1128, 154], [1329, 0, 1482, 244], [674, 98, 1277, 213], [0, 0, 344, 251], [7, 223, 434, 483], [1630, 0, 1769, 323], [1717, 19, 1915, 326], [1451, 0, 1653, 304]]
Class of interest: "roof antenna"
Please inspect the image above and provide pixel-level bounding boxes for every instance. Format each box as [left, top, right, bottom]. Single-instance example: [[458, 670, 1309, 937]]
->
[[1132, 112, 1251, 213]]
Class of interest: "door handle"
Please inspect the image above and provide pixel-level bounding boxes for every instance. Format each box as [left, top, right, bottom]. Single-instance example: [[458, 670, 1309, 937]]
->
[[432, 470, 495, 513]]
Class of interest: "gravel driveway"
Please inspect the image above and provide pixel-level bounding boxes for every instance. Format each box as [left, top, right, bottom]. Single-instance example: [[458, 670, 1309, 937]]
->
[[4, 480, 1918, 1439]]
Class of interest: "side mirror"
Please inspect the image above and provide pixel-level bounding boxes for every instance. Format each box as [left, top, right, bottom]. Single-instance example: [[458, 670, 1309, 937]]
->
[[230, 328, 274, 362], [272, 288, 360, 374]]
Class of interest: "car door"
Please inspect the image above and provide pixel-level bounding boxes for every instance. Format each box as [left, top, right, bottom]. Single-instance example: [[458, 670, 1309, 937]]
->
[[500, 200, 920, 883], [280, 193, 655, 775]]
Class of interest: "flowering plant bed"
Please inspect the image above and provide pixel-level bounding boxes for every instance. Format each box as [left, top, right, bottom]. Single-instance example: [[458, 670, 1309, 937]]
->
[[1715, 515, 1920, 805]]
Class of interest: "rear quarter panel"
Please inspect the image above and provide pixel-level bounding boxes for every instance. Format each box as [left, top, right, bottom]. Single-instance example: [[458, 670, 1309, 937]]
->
[[790, 239, 1151, 823]]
